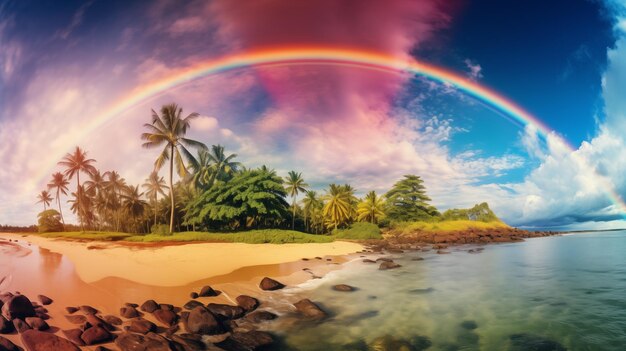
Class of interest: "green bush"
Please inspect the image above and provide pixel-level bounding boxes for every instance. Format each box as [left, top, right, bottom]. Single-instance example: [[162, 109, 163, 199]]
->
[[126, 229, 334, 244], [151, 224, 171, 236], [37, 210, 63, 233], [333, 222, 382, 240]]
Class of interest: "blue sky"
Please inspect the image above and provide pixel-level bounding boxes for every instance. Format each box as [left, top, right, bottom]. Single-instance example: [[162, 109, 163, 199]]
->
[[1, 0, 626, 229]]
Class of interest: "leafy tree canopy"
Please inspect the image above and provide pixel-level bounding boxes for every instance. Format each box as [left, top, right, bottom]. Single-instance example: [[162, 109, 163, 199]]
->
[[442, 202, 500, 222], [37, 209, 64, 233], [384, 175, 439, 222]]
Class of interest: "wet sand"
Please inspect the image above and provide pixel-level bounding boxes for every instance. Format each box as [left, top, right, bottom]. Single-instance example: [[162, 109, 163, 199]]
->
[[0, 233, 362, 349]]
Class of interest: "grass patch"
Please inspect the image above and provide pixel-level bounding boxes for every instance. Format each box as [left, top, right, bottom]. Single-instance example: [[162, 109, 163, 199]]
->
[[390, 220, 509, 234], [125, 229, 334, 244], [333, 222, 383, 240], [37, 231, 133, 241]]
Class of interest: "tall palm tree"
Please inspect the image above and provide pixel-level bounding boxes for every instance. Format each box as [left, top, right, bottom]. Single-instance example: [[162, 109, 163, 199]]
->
[[357, 191, 385, 224], [68, 185, 95, 230], [323, 184, 352, 230], [302, 190, 320, 232], [141, 103, 206, 233], [206, 144, 241, 187], [47, 172, 69, 227], [58, 147, 97, 231], [36, 190, 53, 211], [142, 171, 167, 227], [105, 171, 126, 231], [121, 185, 147, 233], [284, 171, 308, 230], [85, 170, 108, 229], [189, 149, 213, 191]]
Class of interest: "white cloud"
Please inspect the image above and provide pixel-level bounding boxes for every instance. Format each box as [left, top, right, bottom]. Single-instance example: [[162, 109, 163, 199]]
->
[[464, 59, 483, 80]]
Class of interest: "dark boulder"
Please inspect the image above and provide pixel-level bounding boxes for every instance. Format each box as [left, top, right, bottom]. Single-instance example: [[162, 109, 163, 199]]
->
[[293, 299, 327, 320], [244, 311, 277, 323], [13, 319, 30, 333], [65, 314, 87, 324], [185, 306, 223, 335], [236, 295, 259, 312], [20, 329, 81, 351], [216, 331, 273, 351], [36, 295, 52, 306], [207, 303, 245, 320], [0, 316, 13, 334], [24, 317, 48, 331], [170, 334, 205, 351], [362, 259, 376, 263], [79, 305, 98, 315], [199, 286, 218, 297], [115, 332, 172, 351], [332, 284, 356, 292], [1, 295, 35, 320], [190, 292, 199, 299], [184, 300, 204, 310], [379, 261, 401, 270], [154, 308, 178, 326], [140, 300, 159, 313], [103, 315, 123, 326], [81, 326, 112, 345], [0, 336, 18, 351], [61, 329, 85, 346], [259, 277, 285, 291], [65, 307, 79, 314], [509, 333, 567, 351], [86, 314, 115, 331], [129, 319, 156, 334], [120, 306, 141, 319]]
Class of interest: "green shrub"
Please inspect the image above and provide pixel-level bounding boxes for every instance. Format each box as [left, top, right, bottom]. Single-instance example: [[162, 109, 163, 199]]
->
[[126, 229, 334, 244], [151, 224, 171, 236], [333, 222, 382, 240], [37, 210, 64, 233]]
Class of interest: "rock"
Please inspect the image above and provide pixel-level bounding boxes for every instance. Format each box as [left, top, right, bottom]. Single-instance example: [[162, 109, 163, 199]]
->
[[184, 300, 204, 310], [460, 320, 478, 330], [368, 335, 416, 351], [411, 257, 425, 261], [115, 332, 172, 351], [154, 308, 178, 326], [362, 259, 376, 263], [86, 314, 115, 332], [236, 295, 259, 312], [332, 284, 356, 292], [103, 315, 123, 326], [36, 295, 52, 306], [95, 347, 112, 351], [436, 250, 450, 254], [120, 306, 140, 319], [65, 307, 79, 314], [13, 319, 31, 333], [65, 314, 87, 324], [0, 336, 18, 351], [293, 299, 327, 320], [129, 319, 156, 334], [199, 286, 218, 297], [79, 305, 98, 315], [185, 306, 224, 335], [379, 261, 401, 270], [190, 292, 199, 299], [25, 317, 48, 331], [0, 316, 13, 334], [170, 334, 205, 351], [207, 303, 245, 320], [1, 295, 35, 320], [216, 331, 274, 351], [140, 300, 159, 313], [81, 326, 112, 345], [20, 329, 80, 351], [245, 311, 277, 323], [259, 277, 285, 291], [375, 257, 393, 262], [61, 329, 85, 346], [159, 304, 174, 311]]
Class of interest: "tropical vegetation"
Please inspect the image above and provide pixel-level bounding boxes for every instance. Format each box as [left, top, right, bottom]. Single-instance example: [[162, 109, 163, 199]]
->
[[35, 102, 504, 238]]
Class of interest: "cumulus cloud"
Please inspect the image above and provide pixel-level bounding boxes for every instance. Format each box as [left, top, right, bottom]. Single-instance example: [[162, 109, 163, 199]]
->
[[464, 59, 483, 80]]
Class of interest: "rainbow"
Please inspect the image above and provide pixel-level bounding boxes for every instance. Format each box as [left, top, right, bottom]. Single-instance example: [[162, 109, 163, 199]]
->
[[41, 46, 626, 216]]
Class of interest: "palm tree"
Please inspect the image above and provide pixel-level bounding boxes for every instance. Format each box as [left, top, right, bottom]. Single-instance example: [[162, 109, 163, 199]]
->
[[105, 171, 126, 231], [85, 170, 108, 229], [189, 149, 213, 191], [323, 184, 352, 230], [141, 103, 206, 233], [357, 191, 385, 224], [142, 171, 167, 227], [302, 190, 320, 232], [121, 185, 147, 233], [206, 144, 241, 187], [284, 171, 308, 230], [68, 185, 95, 230], [36, 190, 53, 211], [58, 147, 97, 231], [47, 172, 69, 227]]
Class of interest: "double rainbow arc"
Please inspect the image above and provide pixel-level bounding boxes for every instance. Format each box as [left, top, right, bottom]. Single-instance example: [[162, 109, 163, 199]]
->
[[40, 46, 626, 216]]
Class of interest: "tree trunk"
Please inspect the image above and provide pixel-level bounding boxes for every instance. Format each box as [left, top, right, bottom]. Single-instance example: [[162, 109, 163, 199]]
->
[[77, 173, 84, 232], [292, 198, 296, 230], [169, 144, 175, 234], [153, 194, 158, 229]]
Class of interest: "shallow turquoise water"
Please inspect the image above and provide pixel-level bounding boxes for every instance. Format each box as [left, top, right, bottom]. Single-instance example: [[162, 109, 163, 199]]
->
[[269, 231, 626, 350]]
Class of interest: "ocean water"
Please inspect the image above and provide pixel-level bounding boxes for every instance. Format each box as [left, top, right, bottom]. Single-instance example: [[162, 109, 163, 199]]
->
[[267, 231, 626, 351]]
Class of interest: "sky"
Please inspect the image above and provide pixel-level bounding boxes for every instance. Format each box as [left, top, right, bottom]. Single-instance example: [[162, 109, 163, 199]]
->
[[1, 0, 626, 229]]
